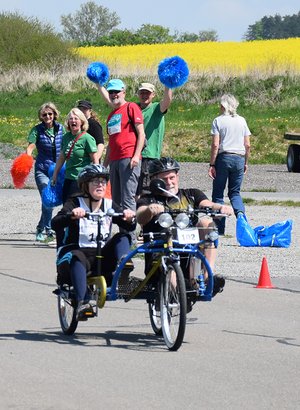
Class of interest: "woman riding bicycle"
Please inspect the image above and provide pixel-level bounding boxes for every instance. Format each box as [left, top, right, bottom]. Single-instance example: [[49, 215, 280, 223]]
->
[[51, 164, 136, 320]]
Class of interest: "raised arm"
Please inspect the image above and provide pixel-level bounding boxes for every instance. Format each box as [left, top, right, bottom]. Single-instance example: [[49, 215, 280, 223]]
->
[[96, 84, 113, 107], [160, 86, 173, 113]]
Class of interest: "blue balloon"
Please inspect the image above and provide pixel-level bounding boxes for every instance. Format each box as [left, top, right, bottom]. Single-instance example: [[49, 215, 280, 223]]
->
[[86, 62, 110, 85], [158, 56, 189, 89]]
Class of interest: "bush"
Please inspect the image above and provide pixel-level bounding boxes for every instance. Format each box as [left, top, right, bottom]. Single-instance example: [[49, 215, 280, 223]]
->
[[0, 12, 78, 69]]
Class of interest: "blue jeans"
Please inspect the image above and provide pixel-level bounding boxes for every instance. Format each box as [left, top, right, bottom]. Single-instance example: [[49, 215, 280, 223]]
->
[[212, 154, 245, 234], [35, 169, 53, 232]]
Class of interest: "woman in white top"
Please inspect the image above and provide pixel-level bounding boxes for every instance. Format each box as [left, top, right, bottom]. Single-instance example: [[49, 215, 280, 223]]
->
[[208, 94, 251, 235], [51, 164, 136, 320]]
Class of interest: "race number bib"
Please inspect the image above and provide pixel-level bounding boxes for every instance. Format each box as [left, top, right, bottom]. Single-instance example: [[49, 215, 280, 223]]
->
[[107, 114, 122, 135], [176, 228, 199, 244], [79, 218, 98, 247]]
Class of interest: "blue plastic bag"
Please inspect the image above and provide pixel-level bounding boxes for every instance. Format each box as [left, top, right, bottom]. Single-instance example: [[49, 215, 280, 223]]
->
[[236, 213, 258, 246], [236, 213, 292, 248], [254, 220, 293, 248]]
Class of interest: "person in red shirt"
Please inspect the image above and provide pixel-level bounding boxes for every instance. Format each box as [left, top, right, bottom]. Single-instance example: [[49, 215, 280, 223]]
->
[[97, 79, 145, 241]]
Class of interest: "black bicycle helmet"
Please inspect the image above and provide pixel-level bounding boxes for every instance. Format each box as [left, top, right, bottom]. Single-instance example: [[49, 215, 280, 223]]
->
[[149, 157, 180, 177], [78, 164, 109, 192]]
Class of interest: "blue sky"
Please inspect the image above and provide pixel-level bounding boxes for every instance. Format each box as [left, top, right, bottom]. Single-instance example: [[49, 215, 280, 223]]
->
[[1, 0, 299, 41]]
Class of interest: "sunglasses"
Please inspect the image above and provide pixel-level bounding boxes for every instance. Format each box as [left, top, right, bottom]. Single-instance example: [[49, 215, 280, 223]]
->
[[90, 178, 107, 186], [108, 90, 122, 95], [42, 112, 54, 117]]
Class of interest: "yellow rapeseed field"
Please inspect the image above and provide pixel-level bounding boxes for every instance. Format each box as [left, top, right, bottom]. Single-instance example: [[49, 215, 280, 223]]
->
[[76, 38, 300, 77]]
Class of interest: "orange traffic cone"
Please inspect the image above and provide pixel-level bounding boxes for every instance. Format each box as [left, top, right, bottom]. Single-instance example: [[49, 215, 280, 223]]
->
[[256, 256, 275, 288]]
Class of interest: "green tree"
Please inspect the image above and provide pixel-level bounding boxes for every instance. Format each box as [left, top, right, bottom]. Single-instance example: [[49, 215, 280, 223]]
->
[[0, 12, 75, 69], [96, 29, 139, 46], [174, 30, 218, 43], [244, 11, 300, 40], [243, 21, 263, 41], [198, 30, 218, 41], [175, 31, 199, 42], [135, 24, 174, 44], [61, 1, 120, 44]]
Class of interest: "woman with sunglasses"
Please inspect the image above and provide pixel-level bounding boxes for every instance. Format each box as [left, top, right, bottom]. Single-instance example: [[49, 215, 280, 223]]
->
[[26, 102, 65, 242]]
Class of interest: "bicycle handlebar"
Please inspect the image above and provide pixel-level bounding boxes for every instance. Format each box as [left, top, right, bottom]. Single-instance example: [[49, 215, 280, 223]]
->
[[85, 209, 124, 219], [163, 207, 228, 218], [66, 209, 124, 220]]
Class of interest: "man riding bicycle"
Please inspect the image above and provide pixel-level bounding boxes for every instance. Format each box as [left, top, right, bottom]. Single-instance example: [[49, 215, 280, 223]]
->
[[136, 157, 233, 296]]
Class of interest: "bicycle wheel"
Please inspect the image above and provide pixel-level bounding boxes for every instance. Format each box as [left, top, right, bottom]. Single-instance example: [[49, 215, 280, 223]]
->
[[88, 275, 107, 308], [148, 297, 162, 335], [58, 289, 78, 335], [160, 261, 187, 351]]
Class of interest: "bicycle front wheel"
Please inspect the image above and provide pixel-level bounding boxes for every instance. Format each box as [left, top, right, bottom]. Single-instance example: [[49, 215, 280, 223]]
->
[[58, 290, 78, 335], [148, 297, 162, 335], [160, 261, 187, 351]]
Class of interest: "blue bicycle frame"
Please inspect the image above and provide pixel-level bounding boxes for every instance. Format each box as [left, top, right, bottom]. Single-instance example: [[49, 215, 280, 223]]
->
[[107, 235, 214, 302]]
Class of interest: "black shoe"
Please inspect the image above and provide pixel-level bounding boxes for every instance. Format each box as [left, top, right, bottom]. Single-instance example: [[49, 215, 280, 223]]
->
[[186, 298, 194, 313], [185, 278, 199, 291], [212, 275, 225, 297]]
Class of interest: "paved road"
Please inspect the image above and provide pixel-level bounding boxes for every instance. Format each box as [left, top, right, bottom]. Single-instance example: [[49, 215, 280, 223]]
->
[[1, 182, 300, 409], [0, 239, 300, 409]]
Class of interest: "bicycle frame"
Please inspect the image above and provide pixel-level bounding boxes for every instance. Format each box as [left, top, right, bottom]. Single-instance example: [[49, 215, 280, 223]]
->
[[56, 206, 220, 349], [108, 233, 214, 302]]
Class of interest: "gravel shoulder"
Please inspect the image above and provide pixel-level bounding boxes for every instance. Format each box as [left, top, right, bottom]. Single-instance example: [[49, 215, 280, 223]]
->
[[2, 157, 300, 192], [0, 160, 299, 283]]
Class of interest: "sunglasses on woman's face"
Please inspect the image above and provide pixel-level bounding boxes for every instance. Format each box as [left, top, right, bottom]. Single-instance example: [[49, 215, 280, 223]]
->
[[42, 112, 54, 118]]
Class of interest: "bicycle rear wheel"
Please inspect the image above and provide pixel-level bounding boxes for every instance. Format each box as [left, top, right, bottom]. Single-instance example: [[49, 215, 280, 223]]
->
[[160, 261, 187, 351], [58, 288, 78, 335]]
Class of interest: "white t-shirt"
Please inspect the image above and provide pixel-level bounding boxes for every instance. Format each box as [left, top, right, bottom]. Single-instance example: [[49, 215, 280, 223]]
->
[[211, 114, 251, 155]]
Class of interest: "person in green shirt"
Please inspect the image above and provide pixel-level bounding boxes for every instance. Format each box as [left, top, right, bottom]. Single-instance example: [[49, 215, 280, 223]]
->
[[52, 108, 98, 204], [136, 82, 173, 195]]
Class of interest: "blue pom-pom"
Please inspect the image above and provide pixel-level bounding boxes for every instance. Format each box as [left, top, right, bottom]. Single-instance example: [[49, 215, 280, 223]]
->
[[42, 182, 63, 208], [86, 62, 110, 85], [158, 56, 189, 89], [48, 163, 65, 184]]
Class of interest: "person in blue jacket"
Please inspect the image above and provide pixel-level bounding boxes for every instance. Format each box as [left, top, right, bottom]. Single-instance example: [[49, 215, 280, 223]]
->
[[26, 102, 65, 242]]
